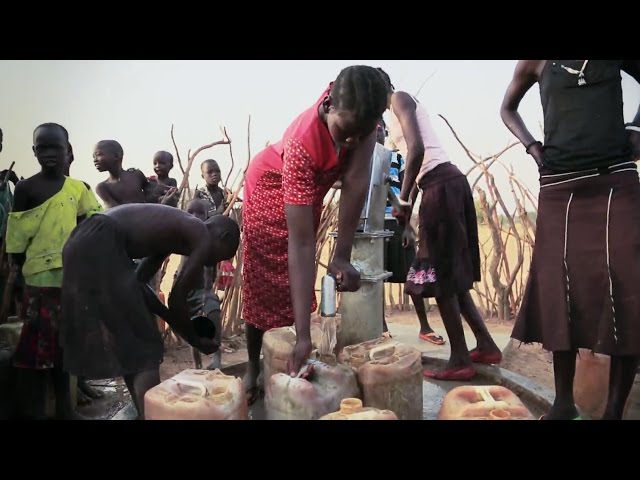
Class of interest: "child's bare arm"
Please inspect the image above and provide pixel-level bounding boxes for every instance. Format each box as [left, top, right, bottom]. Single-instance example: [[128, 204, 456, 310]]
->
[[136, 254, 167, 284], [9, 252, 25, 268], [9, 181, 27, 268], [171, 256, 186, 291], [169, 248, 210, 345], [410, 184, 419, 206], [95, 182, 119, 209], [77, 183, 101, 223], [134, 169, 149, 191], [12, 180, 27, 213], [160, 187, 179, 206]]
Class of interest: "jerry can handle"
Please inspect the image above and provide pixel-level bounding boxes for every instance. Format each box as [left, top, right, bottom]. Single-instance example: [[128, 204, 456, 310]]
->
[[173, 379, 208, 397]]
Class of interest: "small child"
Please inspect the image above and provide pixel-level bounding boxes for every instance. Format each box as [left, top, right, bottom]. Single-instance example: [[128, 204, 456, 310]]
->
[[6, 123, 102, 419], [94, 140, 148, 208], [174, 198, 223, 370], [195, 159, 228, 217], [146, 151, 179, 206]]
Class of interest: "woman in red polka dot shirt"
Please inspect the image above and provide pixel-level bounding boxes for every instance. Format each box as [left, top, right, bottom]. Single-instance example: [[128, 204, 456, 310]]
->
[[242, 65, 390, 402]]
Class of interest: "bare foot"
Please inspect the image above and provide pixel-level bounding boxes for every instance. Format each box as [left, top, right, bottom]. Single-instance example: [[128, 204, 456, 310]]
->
[[192, 347, 203, 369], [540, 404, 580, 420], [206, 351, 222, 370], [243, 364, 263, 405]]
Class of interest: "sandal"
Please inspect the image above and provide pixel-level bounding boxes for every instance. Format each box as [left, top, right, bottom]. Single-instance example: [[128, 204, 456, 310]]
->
[[469, 349, 502, 365], [419, 332, 446, 345], [423, 365, 476, 381]]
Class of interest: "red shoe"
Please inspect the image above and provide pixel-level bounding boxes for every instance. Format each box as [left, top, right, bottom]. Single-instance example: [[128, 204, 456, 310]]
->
[[469, 350, 502, 365], [423, 365, 476, 381], [419, 332, 446, 345]]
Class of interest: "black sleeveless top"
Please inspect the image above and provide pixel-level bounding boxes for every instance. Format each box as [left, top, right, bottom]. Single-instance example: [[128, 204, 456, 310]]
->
[[539, 60, 632, 173]]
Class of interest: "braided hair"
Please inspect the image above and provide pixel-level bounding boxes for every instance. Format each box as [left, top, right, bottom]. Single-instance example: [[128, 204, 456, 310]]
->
[[375, 68, 394, 91], [330, 65, 391, 124]]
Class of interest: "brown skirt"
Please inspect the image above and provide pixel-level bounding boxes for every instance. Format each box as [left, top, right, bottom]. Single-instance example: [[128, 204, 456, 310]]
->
[[513, 164, 640, 356], [405, 162, 480, 298]]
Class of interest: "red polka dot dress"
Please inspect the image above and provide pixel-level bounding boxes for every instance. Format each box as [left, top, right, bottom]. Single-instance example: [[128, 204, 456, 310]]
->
[[242, 85, 345, 331]]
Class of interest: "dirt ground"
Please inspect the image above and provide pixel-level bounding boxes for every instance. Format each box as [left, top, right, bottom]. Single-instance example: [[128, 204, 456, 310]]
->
[[500, 342, 555, 390], [159, 335, 247, 380]]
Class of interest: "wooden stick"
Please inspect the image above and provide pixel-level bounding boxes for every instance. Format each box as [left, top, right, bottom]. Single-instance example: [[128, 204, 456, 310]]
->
[[170, 125, 186, 176]]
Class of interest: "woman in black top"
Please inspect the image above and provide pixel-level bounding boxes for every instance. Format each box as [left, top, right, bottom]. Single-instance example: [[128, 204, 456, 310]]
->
[[501, 60, 640, 420]]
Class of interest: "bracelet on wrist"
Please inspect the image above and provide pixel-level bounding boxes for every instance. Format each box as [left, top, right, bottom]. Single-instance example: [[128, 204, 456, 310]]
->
[[525, 140, 542, 154]]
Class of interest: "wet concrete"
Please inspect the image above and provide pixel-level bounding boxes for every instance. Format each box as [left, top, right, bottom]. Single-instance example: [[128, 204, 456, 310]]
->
[[78, 379, 133, 420], [385, 320, 512, 358], [1, 315, 547, 420], [106, 320, 545, 420], [111, 401, 139, 420], [227, 355, 550, 420], [420, 355, 549, 419], [246, 382, 544, 420]]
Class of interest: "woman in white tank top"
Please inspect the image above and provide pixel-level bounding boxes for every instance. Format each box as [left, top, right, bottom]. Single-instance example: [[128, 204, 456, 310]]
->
[[386, 93, 450, 191], [377, 68, 501, 381]]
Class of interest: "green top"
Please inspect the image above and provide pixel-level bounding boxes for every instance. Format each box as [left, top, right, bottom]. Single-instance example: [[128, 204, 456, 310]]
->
[[6, 177, 103, 287]]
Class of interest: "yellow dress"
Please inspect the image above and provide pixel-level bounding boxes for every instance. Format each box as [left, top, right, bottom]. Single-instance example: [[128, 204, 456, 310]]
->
[[6, 177, 102, 287]]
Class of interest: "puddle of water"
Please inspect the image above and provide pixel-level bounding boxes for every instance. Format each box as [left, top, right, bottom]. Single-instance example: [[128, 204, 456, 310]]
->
[[112, 402, 138, 420], [77, 378, 133, 420]]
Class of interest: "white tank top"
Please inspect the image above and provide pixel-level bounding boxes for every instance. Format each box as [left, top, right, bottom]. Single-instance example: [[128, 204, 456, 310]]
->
[[387, 95, 450, 184]]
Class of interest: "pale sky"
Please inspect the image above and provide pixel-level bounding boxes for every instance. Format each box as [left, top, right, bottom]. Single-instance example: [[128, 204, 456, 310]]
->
[[1, 60, 638, 205]]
